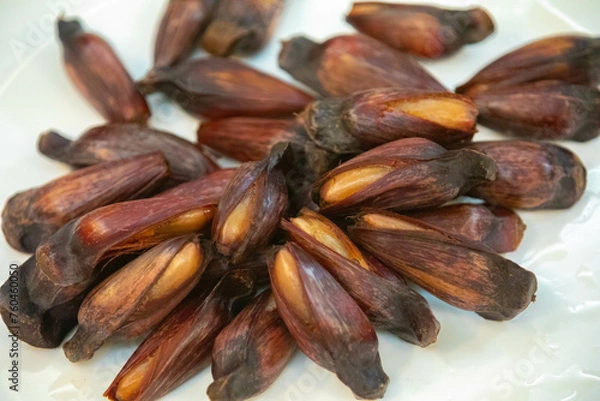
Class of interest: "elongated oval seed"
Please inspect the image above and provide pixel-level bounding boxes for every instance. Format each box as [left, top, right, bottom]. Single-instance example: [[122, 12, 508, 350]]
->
[[272, 249, 311, 323]]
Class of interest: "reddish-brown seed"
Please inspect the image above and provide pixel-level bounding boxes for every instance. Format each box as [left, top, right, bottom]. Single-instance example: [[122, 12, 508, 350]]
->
[[270, 243, 389, 399], [346, 2, 494, 59], [463, 140, 587, 210], [456, 35, 600, 96], [207, 290, 296, 401], [278, 34, 446, 97], [301, 88, 478, 154], [138, 58, 313, 119], [38, 124, 218, 184], [57, 18, 150, 123], [472, 80, 600, 141], [349, 211, 538, 321]]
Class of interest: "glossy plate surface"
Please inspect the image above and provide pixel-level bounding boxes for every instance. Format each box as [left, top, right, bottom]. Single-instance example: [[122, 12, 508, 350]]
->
[[0, 1, 599, 400]]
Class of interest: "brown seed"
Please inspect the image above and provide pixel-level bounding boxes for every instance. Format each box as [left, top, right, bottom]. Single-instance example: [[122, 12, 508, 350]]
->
[[282, 209, 440, 346], [104, 270, 255, 401], [0, 255, 131, 348], [62, 237, 209, 362], [138, 58, 312, 119], [301, 88, 478, 154], [349, 211, 538, 321], [57, 18, 150, 123], [407, 203, 526, 253], [207, 290, 296, 401], [2, 153, 169, 253], [38, 124, 218, 184], [269, 243, 389, 399], [314, 138, 497, 215], [346, 2, 494, 59], [472, 80, 600, 141], [213, 145, 288, 263], [154, 0, 217, 67], [197, 117, 306, 162], [278, 34, 446, 97], [202, 0, 284, 57], [456, 35, 600, 96], [463, 140, 587, 210], [35, 169, 235, 289]]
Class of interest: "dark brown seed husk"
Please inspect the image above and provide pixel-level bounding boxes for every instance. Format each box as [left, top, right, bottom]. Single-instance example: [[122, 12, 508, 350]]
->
[[346, 2, 494, 59], [472, 80, 600, 141], [57, 18, 150, 123], [0, 255, 131, 348], [138, 58, 313, 119], [63, 237, 210, 362], [278, 34, 446, 97], [202, 0, 284, 57], [2, 153, 169, 253], [349, 211, 538, 321], [154, 0, 217, 67], [463, 140, 587, 210], [269, 243, 389, 400], [407, 203, 526, 253], [282, 209, 440, 346], [456, 35, 600, 96], [212, 144, 288, 263], [301, 88, 478, 154], [35, 169, 235, 288], [314, 138, 497, 215], [207, 290, 296, 401], [104, 270, 256, 401], [38, 124, 218, 184]]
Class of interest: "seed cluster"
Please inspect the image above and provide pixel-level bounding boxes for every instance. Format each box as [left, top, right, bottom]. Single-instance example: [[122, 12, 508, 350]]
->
[[0, 1, 596, 401]]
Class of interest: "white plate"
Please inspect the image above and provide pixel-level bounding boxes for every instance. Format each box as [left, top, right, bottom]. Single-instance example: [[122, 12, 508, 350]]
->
[[1, 1, 599, 400]]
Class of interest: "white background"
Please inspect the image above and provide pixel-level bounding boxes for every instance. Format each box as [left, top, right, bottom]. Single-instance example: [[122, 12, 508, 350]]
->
[[0, 1, 599, 400]]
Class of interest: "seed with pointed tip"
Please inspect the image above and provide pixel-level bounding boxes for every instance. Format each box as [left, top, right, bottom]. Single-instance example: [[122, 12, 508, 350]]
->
[[278, 34, 446, 97], [471, 80, 600, 141], [315, 137, 497, 215], [456, 35, 600, 96], [202, 0, 284, 57], [138, 58, 312, 119], [463, 140, 586, 210], [154, 0, 217, 68], [35, 169, 234, 289], [346, 2, 494, 59], [63, 236, 209, 362], [57, 17, 150, 123], [301, 88, 478, 154], [104, 270, 255, 401], [2, 153, 168, 253], [207, 290, 296, 401], [38, 124, 218, 185], [270, 243, 389, 399], [349, 211, 538, 321], [407, 203, 526, 253], [282, 209, 440, 346], [213, 145, 288, 263]]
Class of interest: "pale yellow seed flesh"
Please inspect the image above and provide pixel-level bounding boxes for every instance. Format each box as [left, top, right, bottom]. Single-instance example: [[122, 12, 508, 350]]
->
[[291, 216, 370, 270], [219, 189, 255, 246], [146, 242, 202, 300], [273, 249, 311, 322], [320, 166, 392, 205], [362, 213, 426, 231], [115, 357, 152, 401], [134, 206, 216, 241], [395, 98, 474, 130]]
